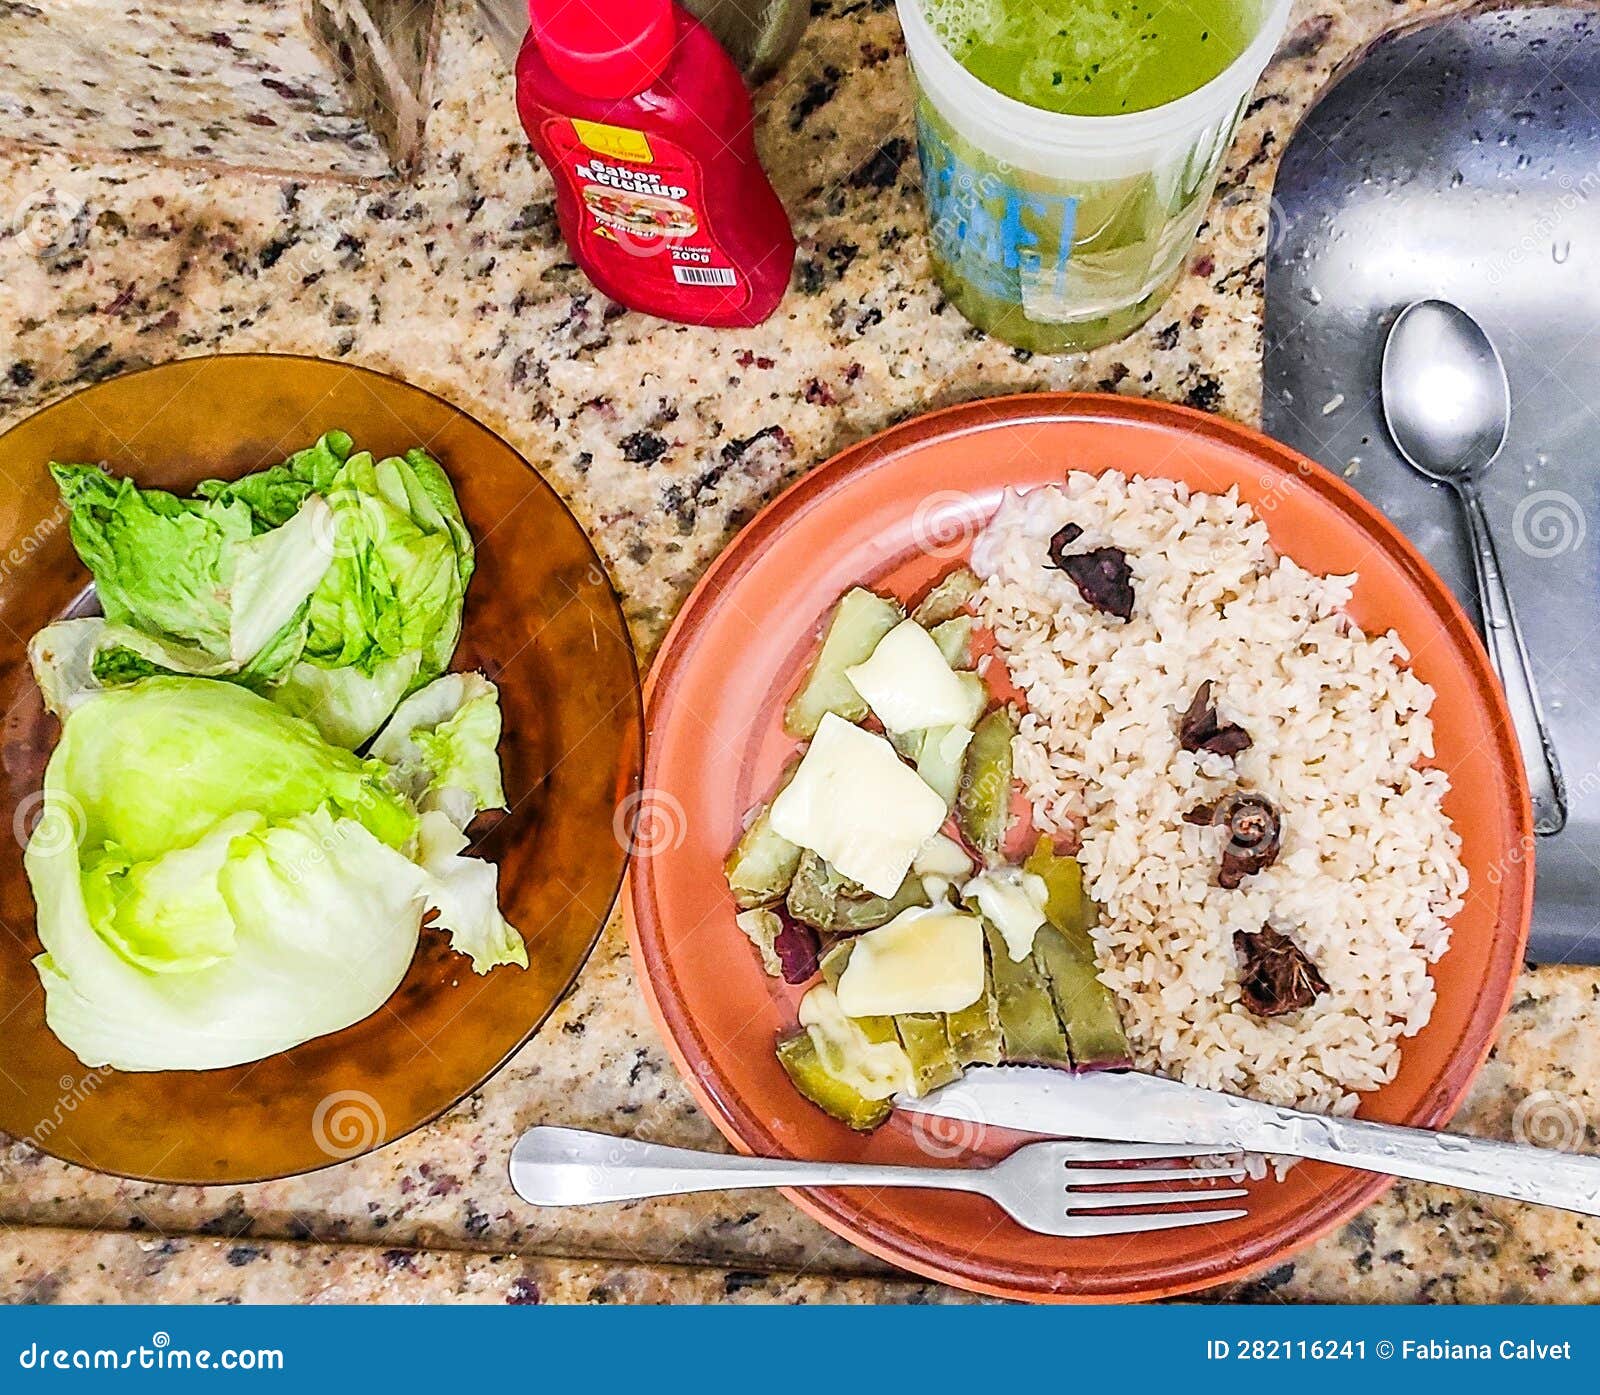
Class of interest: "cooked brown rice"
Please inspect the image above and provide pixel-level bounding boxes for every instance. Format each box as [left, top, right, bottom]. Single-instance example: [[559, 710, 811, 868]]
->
[[970, 471, 1467, 1117]]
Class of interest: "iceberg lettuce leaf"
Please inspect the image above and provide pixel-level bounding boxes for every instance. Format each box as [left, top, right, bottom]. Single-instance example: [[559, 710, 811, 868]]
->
[[370, 671, 506, 828], [51, 677, 417, 861], [32, 807, 427, 1072], [415, 811, 527, 973], [79, 813, 263, 975], [269, 651, 424, 752], [51, 462, 255, 655], [195, 430, 353, 529], [29, 618, 241, 718], [46, 436, 475, 748], [225, 496, 333, 666], [46, 473, 334, 684], [299, 449, 470, 685]]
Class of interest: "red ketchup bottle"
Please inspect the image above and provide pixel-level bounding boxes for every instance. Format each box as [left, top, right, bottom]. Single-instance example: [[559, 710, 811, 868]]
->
[[515, 0, 796, 328]]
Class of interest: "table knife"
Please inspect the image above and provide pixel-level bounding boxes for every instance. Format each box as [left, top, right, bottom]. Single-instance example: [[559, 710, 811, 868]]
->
[[898, 1067, 1600, 1217]]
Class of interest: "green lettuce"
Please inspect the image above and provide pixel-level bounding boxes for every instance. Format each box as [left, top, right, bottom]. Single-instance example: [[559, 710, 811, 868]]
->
[[294, 449, 474, 693], [367, 672, 522, 973], [52, 464, 271, 659], [269, 652, 423, 752], [370, 672, 506, 829], [52, 678, 416, 860], [32, 808, 430, 1073], [195, 429, 352, 527], [414, 811, 526, 973], [26, 677, 526, 1072], [30, 618, 242, 718], [205, 436, 474, 738], [223, 495, 335, 667], [46, 432, 476, 749]]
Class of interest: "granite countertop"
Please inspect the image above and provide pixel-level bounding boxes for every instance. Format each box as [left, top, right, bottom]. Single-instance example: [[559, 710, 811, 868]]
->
[[3, 0, 1598, 1306]]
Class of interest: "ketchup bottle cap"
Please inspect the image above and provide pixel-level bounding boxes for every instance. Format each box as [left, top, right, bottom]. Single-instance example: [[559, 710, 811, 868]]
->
[[528, 0, 674, 98]]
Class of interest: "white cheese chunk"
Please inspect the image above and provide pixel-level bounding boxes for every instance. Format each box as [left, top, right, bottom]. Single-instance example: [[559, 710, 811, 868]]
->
[[914, 832, 975, 881], [798, 985, 913, 1100], [965, 867, 1049, 961], [845, 618, 983, 735], [769, 712, 947, 897], [835, 906, 985, 1017]]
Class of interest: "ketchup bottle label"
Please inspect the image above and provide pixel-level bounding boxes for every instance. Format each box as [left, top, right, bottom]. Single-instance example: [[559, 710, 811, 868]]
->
[[542, 117, 750, 313]]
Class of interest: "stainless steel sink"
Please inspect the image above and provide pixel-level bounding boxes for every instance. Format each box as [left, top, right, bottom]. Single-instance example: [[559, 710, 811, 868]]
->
[[1263, 3, 1600, 962]]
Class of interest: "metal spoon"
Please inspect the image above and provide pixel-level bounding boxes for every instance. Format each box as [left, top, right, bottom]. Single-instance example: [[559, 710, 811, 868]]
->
[[1381, 298, 1567, 834]]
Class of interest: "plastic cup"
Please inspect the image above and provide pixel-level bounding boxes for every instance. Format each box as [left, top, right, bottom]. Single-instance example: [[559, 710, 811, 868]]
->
[[897, 0, 1294, 353]]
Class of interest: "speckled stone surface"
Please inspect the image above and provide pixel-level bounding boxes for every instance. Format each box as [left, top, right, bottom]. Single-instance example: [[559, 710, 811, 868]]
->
[[0, 0, 441, 179], [1, 0, 1596, 1305], [0, 1226, 982, 1305]]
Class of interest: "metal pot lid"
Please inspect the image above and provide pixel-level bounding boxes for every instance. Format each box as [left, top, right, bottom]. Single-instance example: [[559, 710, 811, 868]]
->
[[1263, 2, 1600, 962]]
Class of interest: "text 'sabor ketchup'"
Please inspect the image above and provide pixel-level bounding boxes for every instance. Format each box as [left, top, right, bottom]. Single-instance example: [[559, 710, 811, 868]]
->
[[515, 0, 796, 328]]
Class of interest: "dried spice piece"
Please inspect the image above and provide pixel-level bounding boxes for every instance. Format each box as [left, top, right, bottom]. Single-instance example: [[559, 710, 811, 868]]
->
[[773, 911, 822, 985], [1178, 680, 1252, 757], [1046, 522, 1084, 567], [1187, 791, 1282, 888], [1046, 523, 1135, 620], [1233, 925, 1327, 1016]]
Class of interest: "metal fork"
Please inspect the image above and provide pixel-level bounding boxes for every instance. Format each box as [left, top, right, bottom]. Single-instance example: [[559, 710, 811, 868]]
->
[[509, 1126, 1248, 1238]]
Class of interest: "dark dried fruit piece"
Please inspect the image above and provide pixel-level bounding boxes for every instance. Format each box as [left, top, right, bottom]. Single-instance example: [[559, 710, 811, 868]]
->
[[1062, 550, 1135, 621], [1178, 680, 1252, 757], [1047, 535, 1135, 623], [1233, 925, 1327, 1016], [1046, 522, 1084, 567], [773, 911, 822, 984], [1188, 791, 1282, 888]]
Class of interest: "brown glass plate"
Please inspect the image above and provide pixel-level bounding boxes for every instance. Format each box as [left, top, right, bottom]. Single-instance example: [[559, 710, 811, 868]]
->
[[0, 354, 642, 1183]]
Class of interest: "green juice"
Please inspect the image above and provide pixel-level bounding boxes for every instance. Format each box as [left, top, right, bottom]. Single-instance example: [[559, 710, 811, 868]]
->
[[925, 0, 1253, 116], [908, 0, 1267, 352]]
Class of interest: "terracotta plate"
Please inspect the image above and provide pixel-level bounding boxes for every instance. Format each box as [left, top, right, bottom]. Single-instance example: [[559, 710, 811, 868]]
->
[[0, 355, 642, 1183], [630, 393, 1531, 1303]]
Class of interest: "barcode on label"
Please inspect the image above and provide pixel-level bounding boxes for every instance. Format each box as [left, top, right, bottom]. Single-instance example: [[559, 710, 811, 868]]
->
[[673, 265, 738, 286]]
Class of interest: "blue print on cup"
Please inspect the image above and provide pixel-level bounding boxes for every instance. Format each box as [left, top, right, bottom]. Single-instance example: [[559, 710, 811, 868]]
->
[[915, 108, 1079, 309]]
